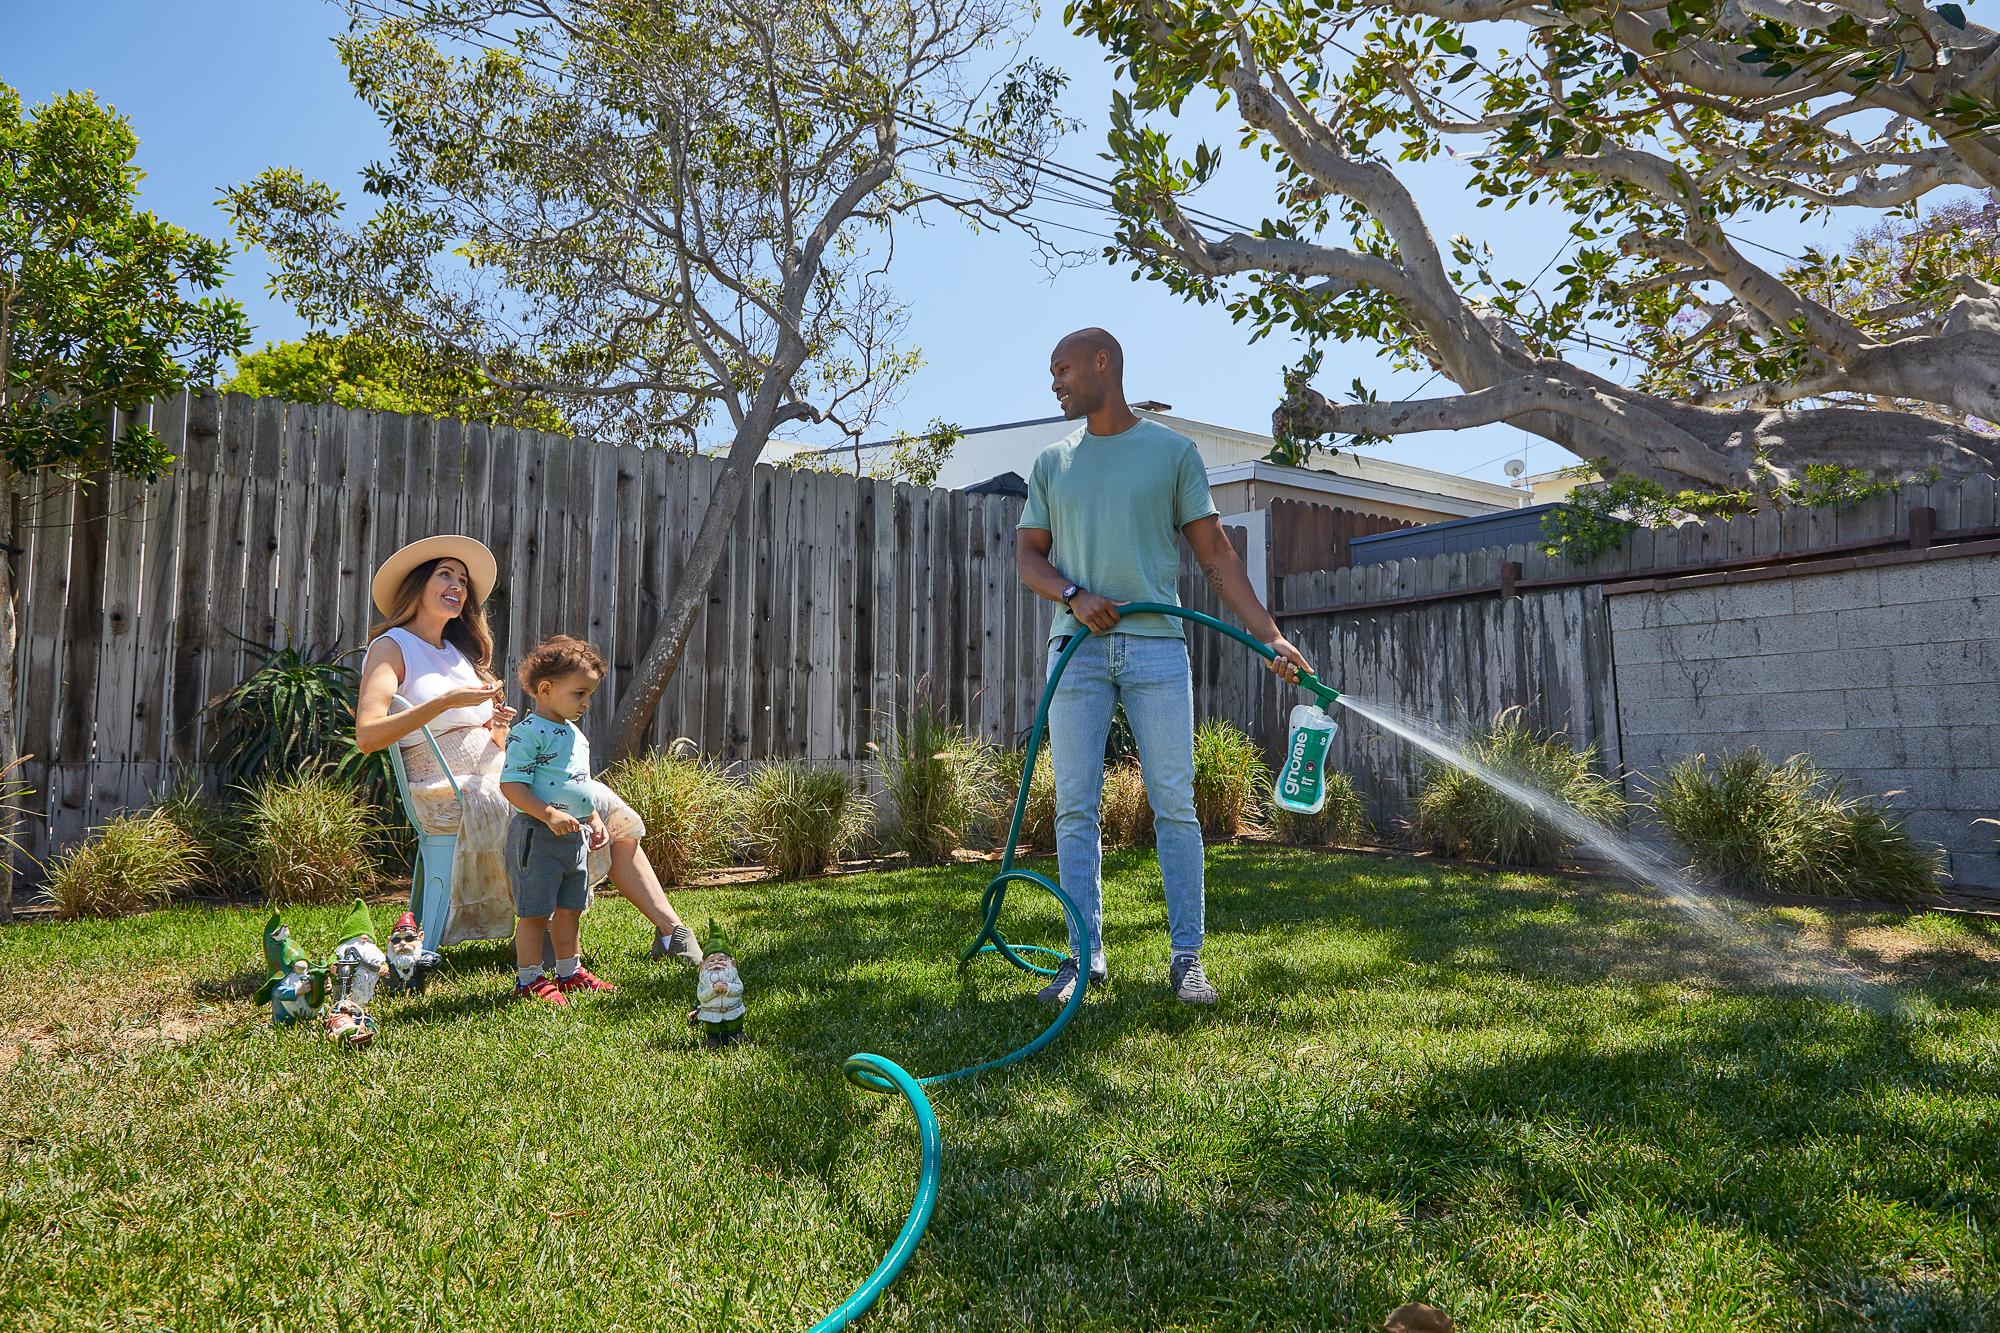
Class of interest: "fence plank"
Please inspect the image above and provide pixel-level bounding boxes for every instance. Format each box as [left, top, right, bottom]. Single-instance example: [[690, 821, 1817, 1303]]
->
[[132, 395, 189, 775], [161, 398, 221, 774]]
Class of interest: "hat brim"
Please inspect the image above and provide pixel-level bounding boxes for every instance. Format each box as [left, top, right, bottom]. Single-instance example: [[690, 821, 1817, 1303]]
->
[[371, 535, 499, 616]]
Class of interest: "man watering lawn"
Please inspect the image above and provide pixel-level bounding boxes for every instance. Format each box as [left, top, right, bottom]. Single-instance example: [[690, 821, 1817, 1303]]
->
[[1017, 328, 1315, 1005]]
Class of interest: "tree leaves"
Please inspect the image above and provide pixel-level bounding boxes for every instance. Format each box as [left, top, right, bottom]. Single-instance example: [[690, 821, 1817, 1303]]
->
[[0, 83, 249, 479]]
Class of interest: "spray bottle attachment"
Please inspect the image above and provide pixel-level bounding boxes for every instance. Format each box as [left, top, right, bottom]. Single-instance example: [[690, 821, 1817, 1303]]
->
[[1273, 702, 1339, 816]]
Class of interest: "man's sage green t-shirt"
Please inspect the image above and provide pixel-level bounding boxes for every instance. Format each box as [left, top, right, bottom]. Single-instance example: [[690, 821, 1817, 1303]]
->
[[1018, 419, 1218, 641]]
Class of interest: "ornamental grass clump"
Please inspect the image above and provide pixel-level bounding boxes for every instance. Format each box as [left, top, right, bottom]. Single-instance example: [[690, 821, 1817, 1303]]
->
[[1412, 707, 1625, 867], [1100, 762, 1155, 849], [1650, 748, 1943, 903], [1191, 720, 1270, 839], [876, 684, 1001, 865], [40, 812, 207, 920], [243, 771, 384, 905], [603, 747, 744, 886], [744, 761, 870, 879], [1268, 770, 1369, 847], [148, 775, 248, 888], [992, 749, 1057, 854]]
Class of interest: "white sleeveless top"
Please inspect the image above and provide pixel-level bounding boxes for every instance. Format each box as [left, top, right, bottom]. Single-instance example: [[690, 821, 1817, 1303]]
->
[[372, 626, 495, 745]]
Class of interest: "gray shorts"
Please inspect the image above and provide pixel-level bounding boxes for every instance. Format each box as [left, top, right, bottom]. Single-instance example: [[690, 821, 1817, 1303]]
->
[[507, 815, 589, 918]]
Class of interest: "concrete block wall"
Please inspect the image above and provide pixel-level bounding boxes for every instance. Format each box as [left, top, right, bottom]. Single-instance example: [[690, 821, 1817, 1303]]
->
[[1609, 552, 2000, 888]]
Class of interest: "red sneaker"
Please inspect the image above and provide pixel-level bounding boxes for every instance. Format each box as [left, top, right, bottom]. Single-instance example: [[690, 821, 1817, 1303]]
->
[[513, 975, 568, 1007], [556, 965, 617, 995]]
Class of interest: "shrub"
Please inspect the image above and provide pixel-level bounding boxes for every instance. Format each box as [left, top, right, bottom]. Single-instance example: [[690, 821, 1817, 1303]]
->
[[148, 775, 248, 887], [40, 812, 206, 919], [877, 684, 1001, 865], [744, 761, 869, 879], [208, 638, 393, 805], [1412, 707, 1625, 867], [1100, 762, 1155, 848], [603, 747, 743, 886], [1268, 770, 1369, 847], [1650, 749, 1944, 902], [991, 749, 1056, 854], [1191, 720, 1271, 839], [243, 771, 384, 904]]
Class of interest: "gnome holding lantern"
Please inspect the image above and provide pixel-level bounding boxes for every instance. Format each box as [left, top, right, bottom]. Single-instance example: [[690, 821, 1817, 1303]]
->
[[328, 899, 391, 1008], [688, 923, 745, 1049], [384, 911, 440, 996]]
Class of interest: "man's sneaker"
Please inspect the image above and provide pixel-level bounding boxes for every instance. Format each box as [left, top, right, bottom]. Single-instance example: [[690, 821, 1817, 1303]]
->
[[556, 965, 617, 995], [651, 923, 703, 967], [1169, 954, 1217, 1005], [1036, 958, 1080, 1005], [513, 974, 568, 1007]]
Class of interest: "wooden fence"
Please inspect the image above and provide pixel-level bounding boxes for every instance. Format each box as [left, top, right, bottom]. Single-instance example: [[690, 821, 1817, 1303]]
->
[[8, 393, 1091, 865], [1264, 498, 1414, 602]]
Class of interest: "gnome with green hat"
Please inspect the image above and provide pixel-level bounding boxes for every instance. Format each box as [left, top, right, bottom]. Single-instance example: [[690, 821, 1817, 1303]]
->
[[254, 911, 327, 1020], [328, 898, 390, 1008], [688, 920, 744, 1048]]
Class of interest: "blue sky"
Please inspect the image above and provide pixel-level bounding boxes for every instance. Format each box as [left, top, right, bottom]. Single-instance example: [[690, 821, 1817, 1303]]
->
[[3, 0, 1851, 486]]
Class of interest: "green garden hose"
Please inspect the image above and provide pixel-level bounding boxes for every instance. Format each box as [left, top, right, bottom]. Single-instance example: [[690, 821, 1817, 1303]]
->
[[807, 603, 1339, 1332]]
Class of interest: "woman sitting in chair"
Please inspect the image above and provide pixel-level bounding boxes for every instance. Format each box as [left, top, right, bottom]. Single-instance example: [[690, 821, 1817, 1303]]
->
[[354, 534, 703, 963]]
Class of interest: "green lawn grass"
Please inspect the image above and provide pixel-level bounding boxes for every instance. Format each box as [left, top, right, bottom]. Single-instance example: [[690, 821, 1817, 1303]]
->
[[3, 846, 1998, 1331]]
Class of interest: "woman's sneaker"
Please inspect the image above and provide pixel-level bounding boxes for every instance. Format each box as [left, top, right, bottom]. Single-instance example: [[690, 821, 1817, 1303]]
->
[[513, 974, 568, 1007], [651, 924, 703, 966], [1169, 954, 1217, 1005]]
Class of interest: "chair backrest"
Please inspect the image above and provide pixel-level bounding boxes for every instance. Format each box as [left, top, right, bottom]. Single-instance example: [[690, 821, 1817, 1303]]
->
[[383, 694, 463, 832]]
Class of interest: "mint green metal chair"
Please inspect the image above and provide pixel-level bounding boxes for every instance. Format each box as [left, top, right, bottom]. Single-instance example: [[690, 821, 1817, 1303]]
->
[[383, 694, 460, 946]]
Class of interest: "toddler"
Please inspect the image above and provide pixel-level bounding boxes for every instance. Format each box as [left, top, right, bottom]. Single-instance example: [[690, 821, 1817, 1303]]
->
[[500, 635, 618, 1006]]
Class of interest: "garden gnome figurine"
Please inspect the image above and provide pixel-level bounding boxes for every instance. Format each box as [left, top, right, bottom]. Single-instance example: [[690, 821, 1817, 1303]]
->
[[323, 997, 377, 1050], [253, 911, 323, 1007], [688, 923, 744, 1048], [270, 959, 320, 1025], [328, 899, 390, 1007], [384, 911, 439, 995]]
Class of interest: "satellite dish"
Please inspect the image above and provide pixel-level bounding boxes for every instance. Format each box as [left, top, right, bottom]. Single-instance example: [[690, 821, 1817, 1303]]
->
[[1503, 458, 1526, 479]]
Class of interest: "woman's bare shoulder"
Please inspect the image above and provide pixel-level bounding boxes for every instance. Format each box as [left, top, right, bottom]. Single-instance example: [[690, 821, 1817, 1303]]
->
[[361, 634, 407, 679]]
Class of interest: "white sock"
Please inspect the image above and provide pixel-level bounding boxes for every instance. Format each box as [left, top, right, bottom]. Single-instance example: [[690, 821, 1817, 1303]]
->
[[554, 955, 580, 980], [517, 965, 543, 987]]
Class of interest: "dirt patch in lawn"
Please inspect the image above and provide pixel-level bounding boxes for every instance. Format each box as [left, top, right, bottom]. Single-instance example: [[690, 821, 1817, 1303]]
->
[[0, 962, 246, 1069]]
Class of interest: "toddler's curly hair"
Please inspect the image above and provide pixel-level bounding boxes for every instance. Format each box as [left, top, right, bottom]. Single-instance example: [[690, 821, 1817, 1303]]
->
[[516, 634, 607, 692]]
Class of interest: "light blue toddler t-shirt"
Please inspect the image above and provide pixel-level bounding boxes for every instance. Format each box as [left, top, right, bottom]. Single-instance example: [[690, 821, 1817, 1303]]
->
[[500, 713, 595, 817]]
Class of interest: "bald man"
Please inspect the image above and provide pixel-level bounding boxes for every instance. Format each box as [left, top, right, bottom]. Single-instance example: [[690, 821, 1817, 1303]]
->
[[1017, 328, 1314, 1005]]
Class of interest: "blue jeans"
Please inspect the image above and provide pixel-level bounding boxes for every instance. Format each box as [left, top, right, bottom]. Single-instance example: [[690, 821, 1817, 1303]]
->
[[1046, 633, 1204, 963]]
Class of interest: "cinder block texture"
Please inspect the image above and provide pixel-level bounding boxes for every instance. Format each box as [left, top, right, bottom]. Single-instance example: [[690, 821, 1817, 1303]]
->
[[1611, 553, 2000, 887]]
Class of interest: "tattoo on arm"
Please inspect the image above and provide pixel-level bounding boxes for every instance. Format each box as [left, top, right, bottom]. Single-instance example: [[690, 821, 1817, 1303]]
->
[[1202, 559, 1227, 596]]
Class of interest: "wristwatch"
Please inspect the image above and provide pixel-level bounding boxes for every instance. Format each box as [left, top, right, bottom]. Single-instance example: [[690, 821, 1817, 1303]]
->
[[1061, 583, 1081, 608]]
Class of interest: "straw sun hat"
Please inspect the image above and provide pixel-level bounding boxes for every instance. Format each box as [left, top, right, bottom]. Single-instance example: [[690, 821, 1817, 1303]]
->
[[370, 535, 499, 616]]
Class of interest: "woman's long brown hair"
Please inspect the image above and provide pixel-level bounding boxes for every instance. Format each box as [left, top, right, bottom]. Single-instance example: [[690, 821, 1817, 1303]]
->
[[367, 558, 496, 679]]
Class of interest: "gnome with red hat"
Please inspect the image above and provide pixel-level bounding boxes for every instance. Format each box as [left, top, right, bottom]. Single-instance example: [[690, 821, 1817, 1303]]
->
[[384, 910, 441, 996]]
